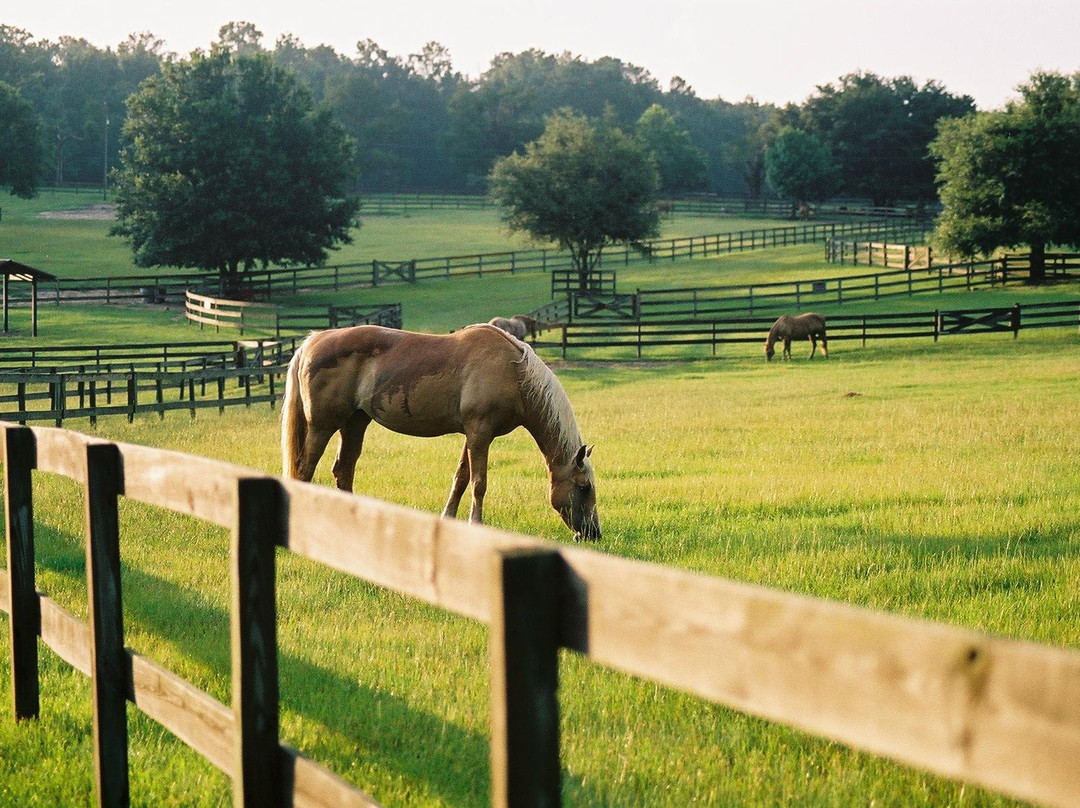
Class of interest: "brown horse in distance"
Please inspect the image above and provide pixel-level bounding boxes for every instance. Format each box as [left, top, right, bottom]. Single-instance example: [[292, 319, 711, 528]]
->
[[281, 323, 600, 540], [765, 313, 828, 360], [488, 314, 538, 340]]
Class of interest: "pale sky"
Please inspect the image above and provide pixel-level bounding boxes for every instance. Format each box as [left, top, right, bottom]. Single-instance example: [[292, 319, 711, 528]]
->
[[5, 0, 1079, 110]]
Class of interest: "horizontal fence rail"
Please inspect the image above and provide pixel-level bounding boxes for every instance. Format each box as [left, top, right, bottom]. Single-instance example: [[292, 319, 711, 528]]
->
[[536, 301, 1080, 359], [184, 292, 402, 336], [2, 424, 1079, 807], [1, 219, 928, 308], [548, 253, 1080, 324], [0, 339, 301, 426]]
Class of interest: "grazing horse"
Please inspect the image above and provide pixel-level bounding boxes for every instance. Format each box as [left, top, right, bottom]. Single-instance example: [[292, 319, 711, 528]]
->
[[765, 313, 828, 361], [281, 324, 601, 540], [488, 314, 538, 340]]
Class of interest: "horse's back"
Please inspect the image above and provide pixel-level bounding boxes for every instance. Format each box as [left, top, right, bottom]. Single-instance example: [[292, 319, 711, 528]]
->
[[297, 324, 526, 437]]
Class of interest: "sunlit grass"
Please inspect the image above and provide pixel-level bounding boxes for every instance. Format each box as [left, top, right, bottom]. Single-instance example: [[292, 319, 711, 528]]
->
[[2, 329, 1076, 806]]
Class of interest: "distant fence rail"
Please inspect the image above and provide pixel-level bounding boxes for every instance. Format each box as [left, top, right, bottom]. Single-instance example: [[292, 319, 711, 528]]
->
[[532, 252, 1080, 325], [3, 218, 927, 308], [0, 338, 301, 426], [536, 301, 1080, 359], [184, 292, 402, 335], [828, 240, 1080, 274], [2, 424, 1079, 807]]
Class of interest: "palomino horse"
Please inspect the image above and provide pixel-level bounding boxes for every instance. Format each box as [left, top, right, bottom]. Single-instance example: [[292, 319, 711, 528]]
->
[[487, 314, 538, 340], [281, 323, 601, 540], [765, 313, 828, 360]]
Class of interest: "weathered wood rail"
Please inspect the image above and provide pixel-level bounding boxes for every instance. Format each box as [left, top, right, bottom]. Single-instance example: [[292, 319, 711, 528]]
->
[[2, 424, 1079, 807]]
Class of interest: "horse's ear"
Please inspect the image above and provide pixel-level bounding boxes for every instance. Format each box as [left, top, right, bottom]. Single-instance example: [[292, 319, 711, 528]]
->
[[574, 444, 592, 468]]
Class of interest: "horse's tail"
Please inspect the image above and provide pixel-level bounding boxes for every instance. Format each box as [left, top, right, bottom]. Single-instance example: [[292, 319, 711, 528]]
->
[[281, 341, 308, 479]]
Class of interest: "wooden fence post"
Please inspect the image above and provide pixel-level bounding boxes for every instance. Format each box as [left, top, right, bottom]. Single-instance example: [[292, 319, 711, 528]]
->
[[84, 442, 130, 808], [4, 426, 39, 721], [231, 478, 285, 808], [489, 548, 563, 808]]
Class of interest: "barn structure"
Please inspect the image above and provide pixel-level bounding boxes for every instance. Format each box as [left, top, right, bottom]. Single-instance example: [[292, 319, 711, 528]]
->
[[0, 259, 56, 337]]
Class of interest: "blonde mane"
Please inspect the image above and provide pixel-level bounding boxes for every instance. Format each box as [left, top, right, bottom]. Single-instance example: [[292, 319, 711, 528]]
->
[[516, 342, 583, 461]]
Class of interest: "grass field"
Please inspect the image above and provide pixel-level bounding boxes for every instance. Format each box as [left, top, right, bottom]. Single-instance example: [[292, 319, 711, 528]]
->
[[1, 198, 1078, 806]]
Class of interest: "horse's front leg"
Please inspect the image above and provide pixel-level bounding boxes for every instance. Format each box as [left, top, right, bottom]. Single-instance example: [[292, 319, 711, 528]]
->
[[441, 440, 471, 519], [331, 411, 371, 492], [808, 335, 817, 359], [465, 435, 492, 524], [783, 337, 792, 360]]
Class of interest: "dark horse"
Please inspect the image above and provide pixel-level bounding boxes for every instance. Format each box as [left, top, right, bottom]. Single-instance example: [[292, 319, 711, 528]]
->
[[282, 324, 600, 540], [765, 313, 828, 360]]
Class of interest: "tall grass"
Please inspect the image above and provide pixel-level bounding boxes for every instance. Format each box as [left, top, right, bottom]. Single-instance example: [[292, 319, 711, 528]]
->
[[2, 331, 1076, 806], [1, 201, 1078, 805]]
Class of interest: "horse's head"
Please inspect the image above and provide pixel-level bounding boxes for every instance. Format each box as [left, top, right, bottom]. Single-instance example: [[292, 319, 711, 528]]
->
[[765, 339, 775, 361], [550, 444, 601, 541]]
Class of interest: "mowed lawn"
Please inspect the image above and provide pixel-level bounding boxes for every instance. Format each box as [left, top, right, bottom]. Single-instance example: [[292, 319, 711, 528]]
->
[[1, 196, 1078, 805]]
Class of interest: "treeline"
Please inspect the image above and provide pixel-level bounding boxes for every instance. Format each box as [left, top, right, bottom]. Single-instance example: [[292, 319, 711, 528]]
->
[[1, 21, 975, 202]]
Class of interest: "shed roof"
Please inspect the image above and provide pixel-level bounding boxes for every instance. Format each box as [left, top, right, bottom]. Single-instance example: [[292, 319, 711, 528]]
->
[[0, 259, 57, 282]]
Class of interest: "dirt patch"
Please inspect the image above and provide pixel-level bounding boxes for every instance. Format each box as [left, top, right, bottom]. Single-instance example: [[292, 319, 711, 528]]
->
[[37, 203, 116, 220]]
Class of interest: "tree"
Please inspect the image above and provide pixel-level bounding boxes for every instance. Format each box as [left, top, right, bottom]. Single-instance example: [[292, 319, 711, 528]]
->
[[800, 71, 974, 204], [111, 47, 359, 292], [764, 127, 840, 215], [489, 108, 659, 290], [634, 104, 707, 193], [0, 81, 44, 197], [930, 70, 1080, 283]]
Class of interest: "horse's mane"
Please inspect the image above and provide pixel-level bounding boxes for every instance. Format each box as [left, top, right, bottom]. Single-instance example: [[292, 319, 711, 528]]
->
[[515, 341, 584, 461]]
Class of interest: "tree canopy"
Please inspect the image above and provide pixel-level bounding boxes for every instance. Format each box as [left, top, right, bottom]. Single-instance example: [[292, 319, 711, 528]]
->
[[764, 127, 840, 214], [634, 104, 707, 193], [489, 109, 659, 289], [930, 70, 1080, 282], [110, 47, 359, 288], [799, 71, 975, 205], [0, 81, 44, 197]]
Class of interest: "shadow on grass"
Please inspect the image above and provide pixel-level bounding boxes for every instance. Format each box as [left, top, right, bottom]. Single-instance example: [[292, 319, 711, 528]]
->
[[30, 525, 601, 807]]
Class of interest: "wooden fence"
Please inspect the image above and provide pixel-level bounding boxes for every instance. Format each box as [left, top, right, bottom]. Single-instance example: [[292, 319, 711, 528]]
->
[[2, 424, 1079, 807], [184, 292, 403, 336], [2, 218, 927, 309], [0, 340, 299, 426], [538, 301, 1080, 359], [533, 252, 1079, 325]]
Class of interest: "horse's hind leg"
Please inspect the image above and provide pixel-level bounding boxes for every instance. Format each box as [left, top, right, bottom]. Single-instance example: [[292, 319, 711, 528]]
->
[[442, 440, 471, 519], [331, 411, 371, 492]]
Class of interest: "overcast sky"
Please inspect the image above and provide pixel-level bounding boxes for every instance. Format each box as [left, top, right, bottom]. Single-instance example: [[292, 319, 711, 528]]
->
[[6, 0, 1079, 110]]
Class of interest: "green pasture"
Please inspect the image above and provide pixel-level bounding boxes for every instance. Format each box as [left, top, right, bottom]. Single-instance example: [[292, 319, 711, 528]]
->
[[0, 190, 792, 281], [1, 199, 1079, 805]]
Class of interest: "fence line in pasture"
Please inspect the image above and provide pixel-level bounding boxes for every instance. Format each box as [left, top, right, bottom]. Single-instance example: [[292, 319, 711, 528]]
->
[[538, 301, 1080, 359], [1, 218, 925, 309], [184, 292, 403, 336], [0, 339, 300, 426], [533, 252, 1080, 326], [354, 191, 924, 221], [828, 238, 1080, 275], [2, 423, 1078, 807]]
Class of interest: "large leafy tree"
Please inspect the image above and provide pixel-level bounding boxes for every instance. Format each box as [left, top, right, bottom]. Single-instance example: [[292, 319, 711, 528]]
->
[[930, 70, 1080, 283], [0, 81, 44, 197], [489, 108, 659, 290], [111, 47, 359, 291], [801, 71, 974, 204], [764, 127, 840, 215], [634, 104, 707, 193]]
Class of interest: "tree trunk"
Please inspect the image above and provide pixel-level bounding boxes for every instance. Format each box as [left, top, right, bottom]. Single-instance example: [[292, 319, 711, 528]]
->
[[1029, 241, 1046, 284]]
